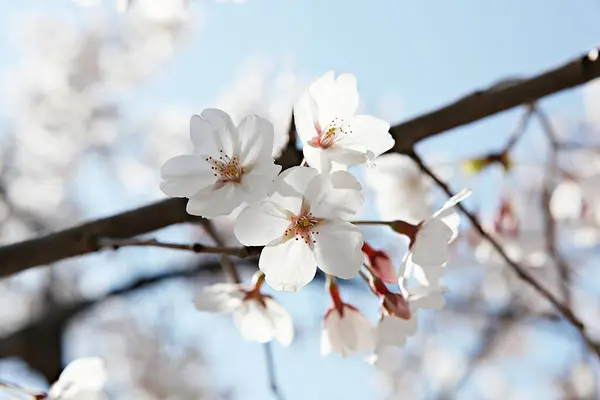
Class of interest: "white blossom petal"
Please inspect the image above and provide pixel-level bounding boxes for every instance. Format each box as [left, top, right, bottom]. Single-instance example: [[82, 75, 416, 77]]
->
[[411, 219, 454, 267], [321, 307, 375, 357], [159, 154, 214, 197], [313, 219, 363, 279], [239, 161, 282, 204], [238, 115, 275, 166], [200, 108, 240, 156], [193, 283, 244, 313], [376, 315, 418, 350], [337, 114, 393, 158], [259, 238, 317, 292], [49, 358, 106, 400], [273, 165, 319, 198], [264, 297, 295, 346], [186, 184, 243, 218], [313, 73, 358, 126], [234, 201, 291, 246], [233, 299, 278, 343], [293, 92, 319, 144], [304, 170, 364, 219]]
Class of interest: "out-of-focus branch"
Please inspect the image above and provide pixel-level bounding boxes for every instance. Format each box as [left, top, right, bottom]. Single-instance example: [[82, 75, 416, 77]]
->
[[534, 106, 573, 307], [503, 105, 534, 152], [446, 307, 523, 398], [0, 259, 251, 380], [409, 150, 600, 359], [1, 50, 600, 278]]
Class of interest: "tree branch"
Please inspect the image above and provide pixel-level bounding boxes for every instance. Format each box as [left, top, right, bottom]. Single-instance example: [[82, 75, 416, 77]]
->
[[98, 237, 261, 259], [409, 150, 600, 359], [1, 50, 599, 278], [390, 49, 600, 152]]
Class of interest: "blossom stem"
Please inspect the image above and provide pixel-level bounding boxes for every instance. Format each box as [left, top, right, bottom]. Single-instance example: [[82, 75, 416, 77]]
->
[[98, 237, 260, 260], [251, 271, 266, 290], [351, 221, 393, 227]]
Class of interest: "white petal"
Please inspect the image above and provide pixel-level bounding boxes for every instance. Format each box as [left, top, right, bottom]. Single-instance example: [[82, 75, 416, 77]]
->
[[264, 297, 295, 346], [304, 170, 364, 219], [293, 91, 320, 144], [431, 188, 472, 219], [325, 146, 370, 167], [186, 184, 243, 218], [408, 286, 447, 310], [302, 144, 332, 173], [234, 201, 291, 246], [233, 299, 277, 343], [410, 219, 454, 267], [190, 114, 216, 151], [259, 239, 317, 292], [307, 70, 336, 107], [50, 358, 107, 399], [238, 115, 275, 166], [314, 73, 359, 126], [273, 165, 319, 197], [193, 283, 244, 313], [159, 155, 214, 197], [338, 115, 393, 158], [321, 307, 375, 357], [239, 161, 282, 204], [200, 108, 240, 156], [313, 219, 364, 279], [269, 166, 317, 213], [376, 315, 417, 350]]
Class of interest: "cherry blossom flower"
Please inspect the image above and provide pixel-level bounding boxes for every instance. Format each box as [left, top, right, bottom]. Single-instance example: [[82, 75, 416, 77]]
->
[[376, 284, 446, 351], [160, 109, 281, 218], [47, 357, 107, 400], [321, 277, 375, 357], [293, 71, 394, 172], [193, 275, 293, 346], [234, 166, 364, 291], [364, 153, 431, 224], [395, 189, 472, 287]]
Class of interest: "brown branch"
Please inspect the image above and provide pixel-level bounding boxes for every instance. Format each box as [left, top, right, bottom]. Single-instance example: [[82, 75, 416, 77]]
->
[[534, 106, 573, 307], [390, 49, 600, 153], [98, 237, 261, 259], [1, 50, 599, 278], [0, 259, 249, 377], [408, 150, 600, 359]]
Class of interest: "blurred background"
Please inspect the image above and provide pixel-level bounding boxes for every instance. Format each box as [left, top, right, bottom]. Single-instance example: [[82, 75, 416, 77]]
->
[[0, 0, 600, 399]]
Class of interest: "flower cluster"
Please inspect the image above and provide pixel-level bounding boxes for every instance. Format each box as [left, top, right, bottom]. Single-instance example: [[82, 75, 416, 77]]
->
[[159, 71, 470, 361]]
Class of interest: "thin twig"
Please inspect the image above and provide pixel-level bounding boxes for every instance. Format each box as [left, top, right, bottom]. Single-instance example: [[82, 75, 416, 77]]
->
[[351, 221, 393, 226], [263, 343, 285, 400], [98, 237, 260, 260], [503, 105, 535, 152], [533, 105, 573, 307], [408, 150, 600, 359]]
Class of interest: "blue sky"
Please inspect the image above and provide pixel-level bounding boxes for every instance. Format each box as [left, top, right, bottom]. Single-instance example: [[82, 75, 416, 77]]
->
[[1, 0, 600, 399]]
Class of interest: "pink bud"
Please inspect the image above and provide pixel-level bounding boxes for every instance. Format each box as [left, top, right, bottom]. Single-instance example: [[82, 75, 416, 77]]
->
[[362, 242, 398, 284]]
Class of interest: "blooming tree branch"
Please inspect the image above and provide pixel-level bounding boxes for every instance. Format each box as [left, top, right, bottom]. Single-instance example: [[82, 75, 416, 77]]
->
[[1, 50, 600, 277], [408, 150, 600, 359]]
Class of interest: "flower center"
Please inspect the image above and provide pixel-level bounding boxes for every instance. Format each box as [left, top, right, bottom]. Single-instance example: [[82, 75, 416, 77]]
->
[[285, 212, 322, 246], [308, 118, 350, 149], [206, 150, 244, 185]]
